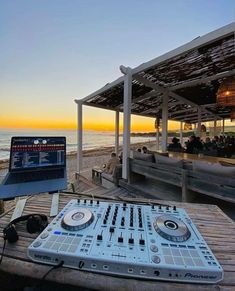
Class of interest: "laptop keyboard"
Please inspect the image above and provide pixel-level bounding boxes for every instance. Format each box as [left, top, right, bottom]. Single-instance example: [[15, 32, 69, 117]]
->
[[5, 169, 64, 185]]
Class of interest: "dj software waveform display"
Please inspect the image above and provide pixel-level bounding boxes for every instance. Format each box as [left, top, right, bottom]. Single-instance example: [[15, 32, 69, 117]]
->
[[10, 137, 66, 171]]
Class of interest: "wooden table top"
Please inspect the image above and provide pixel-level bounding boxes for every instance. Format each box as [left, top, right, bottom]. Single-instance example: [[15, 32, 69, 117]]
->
[[168, 152, 235, 165], [0, 190, 235, 291]]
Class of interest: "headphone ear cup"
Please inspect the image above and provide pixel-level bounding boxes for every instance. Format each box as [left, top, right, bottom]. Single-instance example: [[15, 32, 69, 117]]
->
[[41, 216, 48, 230], [3, 225, 19, 243], [26, 215, 48, 233], [27, 215, 42, 233]]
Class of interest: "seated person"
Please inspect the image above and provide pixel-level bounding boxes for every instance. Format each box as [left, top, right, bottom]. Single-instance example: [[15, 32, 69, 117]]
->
[[203, 137, 214, 150], [186, 135, 199, 154], [142, 146, 149, 154], [105, 152, 120, 175], [195, 137, 203, 151], [119, 151, 123, 164], [187, 136, 203, 154], [137, 148, 141, 152], [167, 137, 183, 152]]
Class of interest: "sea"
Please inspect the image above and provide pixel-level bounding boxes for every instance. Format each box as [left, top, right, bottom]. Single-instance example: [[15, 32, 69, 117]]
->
[[1, 126, 234, 161], [0, 128, 157, 161]]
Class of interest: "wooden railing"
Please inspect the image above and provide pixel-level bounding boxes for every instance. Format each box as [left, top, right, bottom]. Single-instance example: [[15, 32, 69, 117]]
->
[[128, 158, 235, 203]]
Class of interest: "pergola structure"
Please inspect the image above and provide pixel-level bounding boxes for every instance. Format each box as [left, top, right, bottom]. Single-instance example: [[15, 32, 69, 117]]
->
[[75, 22, 235, 179]]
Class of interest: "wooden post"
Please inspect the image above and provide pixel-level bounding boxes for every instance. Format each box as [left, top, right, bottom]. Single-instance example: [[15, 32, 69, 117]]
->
[[0, 200, 4, 214], [182, 170, 188, 202], [156, 126, 160, 151], [197, 107, 202, 137], [222, 118, 225, 136], [214, 118, 217, 137], [180, 121, 183, 146], [115, 111, 120, 155], [122, 67, 132, 180], [162, 93, 169, 152], [77, 101, 83, 174], [182, 170, 196, 202]]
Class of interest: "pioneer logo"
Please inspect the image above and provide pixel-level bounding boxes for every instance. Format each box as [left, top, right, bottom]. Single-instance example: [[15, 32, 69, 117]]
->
[[34, 254, 51, 261], [185, 273, 216, 280]]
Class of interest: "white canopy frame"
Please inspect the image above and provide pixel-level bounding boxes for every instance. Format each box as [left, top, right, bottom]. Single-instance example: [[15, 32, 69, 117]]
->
[[74, 22, 235, 179]]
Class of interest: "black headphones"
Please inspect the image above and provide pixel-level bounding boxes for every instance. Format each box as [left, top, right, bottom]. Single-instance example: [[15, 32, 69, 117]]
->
[[3, 214, 48, 243]]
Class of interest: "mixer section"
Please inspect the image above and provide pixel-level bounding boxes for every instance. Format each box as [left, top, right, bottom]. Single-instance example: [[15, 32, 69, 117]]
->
[[28, 199, 223, 283]]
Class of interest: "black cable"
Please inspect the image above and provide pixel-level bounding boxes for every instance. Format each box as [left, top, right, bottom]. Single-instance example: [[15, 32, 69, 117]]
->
[[0, 239, 6, 264], [41, 260, 64, 281], [38, 260, 64, 291]]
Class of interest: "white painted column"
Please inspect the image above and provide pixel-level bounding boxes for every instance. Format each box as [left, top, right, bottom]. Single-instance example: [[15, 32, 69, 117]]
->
[[77, 101, 83, 173], [180, 121, 183, 145], [115, 111, 120, 155], [122, 68, 132, 180], [214, 118, 217, 137], [161, 93, 169, 152], [197, 107, 202, 137], [222, 118, 225, 136], [156, 126, 160, 151]]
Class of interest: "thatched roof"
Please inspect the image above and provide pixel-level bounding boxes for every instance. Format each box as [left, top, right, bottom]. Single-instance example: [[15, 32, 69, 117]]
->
[[77, 23, 235, 123]]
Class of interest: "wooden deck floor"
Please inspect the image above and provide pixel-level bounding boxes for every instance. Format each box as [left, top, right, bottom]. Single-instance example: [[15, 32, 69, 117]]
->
[[0, 178, 235, 290]]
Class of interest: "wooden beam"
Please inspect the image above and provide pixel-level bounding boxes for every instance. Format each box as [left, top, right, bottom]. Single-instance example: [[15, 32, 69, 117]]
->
[[135, 74, 199, 108], [169, 107, 196, 117], [115, 89, 156, 109], [168, 100, 183, 108], [170, 69, 235, 91], [83, 102, 116, 112], [183, 111, 210, 120], [134, 75, 166, 94], [131, 23, 234, 75], [75, 76, 124, 104]]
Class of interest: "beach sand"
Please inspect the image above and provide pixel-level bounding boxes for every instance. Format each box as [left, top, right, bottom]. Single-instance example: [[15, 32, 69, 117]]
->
[[0, 141, 156, 213], [1, 141, 234, 221], [0, 141, 156, 184]]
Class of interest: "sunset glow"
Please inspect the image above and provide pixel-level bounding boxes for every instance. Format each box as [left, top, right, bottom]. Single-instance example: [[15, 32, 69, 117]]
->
[[1, 1, 234, 132]]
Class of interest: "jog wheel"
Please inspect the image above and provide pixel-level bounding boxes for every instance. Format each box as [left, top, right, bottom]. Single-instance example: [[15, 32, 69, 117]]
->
[[153, 214, 191, 242], [61, 208, 94, 231]]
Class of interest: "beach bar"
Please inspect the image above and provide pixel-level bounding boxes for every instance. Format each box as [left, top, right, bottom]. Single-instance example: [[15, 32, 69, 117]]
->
[[1, 23, 235, 291], [75, 22, 235, 181]]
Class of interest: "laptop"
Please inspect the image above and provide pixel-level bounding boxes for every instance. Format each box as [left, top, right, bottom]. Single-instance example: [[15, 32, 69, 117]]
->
[[0, 137, 67, 199]]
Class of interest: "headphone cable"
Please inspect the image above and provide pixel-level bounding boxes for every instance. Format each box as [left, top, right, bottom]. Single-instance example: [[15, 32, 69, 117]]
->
[[0, 239, 6, 265], [39, 260, 64, 291]]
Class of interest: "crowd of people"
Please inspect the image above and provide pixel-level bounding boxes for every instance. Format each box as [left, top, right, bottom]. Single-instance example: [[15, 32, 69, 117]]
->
[[103, 136, 234, 175], [167, 135, 235, 157]]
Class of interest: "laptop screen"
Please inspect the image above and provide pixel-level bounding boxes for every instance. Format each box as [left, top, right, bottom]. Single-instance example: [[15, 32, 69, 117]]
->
[[9, 137, 66, 172]]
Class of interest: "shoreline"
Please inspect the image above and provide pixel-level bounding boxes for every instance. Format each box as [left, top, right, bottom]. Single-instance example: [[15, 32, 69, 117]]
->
[[0, 140, 156, 171]]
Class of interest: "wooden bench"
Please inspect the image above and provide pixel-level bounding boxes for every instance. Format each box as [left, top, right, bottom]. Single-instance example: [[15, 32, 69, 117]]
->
[[128, 158, 235, 203], [101, 165, 122, 189], [185, 169, 235, 203]]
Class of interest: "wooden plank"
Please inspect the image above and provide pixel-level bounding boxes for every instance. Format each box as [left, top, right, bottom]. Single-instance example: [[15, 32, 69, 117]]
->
[[131, 162, 182, 186], [10, 198, 27, 221], [187, 170, 235, 187], [50, 193, 59, 217], [168, 152, 235, 165]]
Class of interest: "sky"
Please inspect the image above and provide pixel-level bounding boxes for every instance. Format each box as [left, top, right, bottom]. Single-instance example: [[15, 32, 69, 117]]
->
[[0, 0, 234, 132]]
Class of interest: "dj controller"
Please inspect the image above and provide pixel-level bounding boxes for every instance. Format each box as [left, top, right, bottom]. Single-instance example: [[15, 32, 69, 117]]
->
[[28, 199, 223, 283]]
